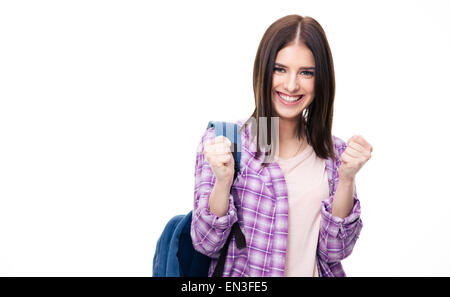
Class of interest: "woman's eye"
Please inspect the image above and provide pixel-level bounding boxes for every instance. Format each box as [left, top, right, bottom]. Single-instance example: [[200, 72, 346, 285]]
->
[[301, 71, 314, 77], [274, 67, 285, 73]]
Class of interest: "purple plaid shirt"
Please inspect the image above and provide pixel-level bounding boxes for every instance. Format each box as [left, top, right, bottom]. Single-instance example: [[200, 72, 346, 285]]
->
[[191, 119, 362, 277]]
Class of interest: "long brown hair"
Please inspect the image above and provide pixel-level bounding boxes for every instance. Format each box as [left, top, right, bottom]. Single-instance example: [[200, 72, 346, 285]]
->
[[240, 14, 336, 165]]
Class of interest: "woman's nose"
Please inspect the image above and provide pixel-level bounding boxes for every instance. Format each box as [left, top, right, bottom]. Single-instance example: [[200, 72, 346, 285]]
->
[[284, 74, 299, 93]]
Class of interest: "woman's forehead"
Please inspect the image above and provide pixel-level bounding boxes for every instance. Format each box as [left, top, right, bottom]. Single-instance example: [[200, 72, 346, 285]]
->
[[275, 43, 315, 67]]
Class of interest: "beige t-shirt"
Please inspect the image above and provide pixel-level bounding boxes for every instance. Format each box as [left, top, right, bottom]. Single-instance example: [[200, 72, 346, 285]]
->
[[275, 143, 329, 277]]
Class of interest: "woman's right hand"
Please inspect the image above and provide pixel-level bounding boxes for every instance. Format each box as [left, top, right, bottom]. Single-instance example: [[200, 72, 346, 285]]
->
[[203, 135, 235, 186]]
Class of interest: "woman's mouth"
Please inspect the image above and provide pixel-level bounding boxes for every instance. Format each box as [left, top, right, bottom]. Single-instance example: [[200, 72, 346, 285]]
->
[[276, 91, 304, 105]]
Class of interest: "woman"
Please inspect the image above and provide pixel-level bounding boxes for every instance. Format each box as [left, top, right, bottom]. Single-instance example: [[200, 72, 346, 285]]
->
[[191, 14, 373, 277]]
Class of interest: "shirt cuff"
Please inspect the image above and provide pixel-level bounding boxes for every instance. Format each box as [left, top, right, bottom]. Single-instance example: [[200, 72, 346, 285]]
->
[[197, 192, 238, 230], [321, 195, 362, 239]]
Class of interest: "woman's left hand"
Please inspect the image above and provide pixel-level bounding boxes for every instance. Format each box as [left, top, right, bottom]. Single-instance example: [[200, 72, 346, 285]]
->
[[338, 135, 373, 182]]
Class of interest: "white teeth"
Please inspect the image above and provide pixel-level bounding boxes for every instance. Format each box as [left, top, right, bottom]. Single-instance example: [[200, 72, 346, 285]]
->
[[279, 92, 302, 102]]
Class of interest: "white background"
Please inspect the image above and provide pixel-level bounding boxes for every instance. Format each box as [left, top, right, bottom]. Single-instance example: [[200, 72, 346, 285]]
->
[[1, 0, 449, 276]]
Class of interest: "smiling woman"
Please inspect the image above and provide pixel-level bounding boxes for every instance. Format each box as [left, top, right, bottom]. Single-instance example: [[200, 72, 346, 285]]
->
[[191, 14, 372, 277]]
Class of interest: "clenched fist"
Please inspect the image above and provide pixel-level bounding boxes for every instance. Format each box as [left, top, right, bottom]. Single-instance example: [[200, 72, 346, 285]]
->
[[203, 135, 235, 186], [339, 135, 373, 182]]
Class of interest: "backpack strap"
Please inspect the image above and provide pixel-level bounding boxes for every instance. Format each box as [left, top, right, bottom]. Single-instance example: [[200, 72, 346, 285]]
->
[[206, 121, 246, 277], [211, 221, 246, 277]]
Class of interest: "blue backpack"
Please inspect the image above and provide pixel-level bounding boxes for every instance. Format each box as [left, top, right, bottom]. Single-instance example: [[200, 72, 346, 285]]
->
[[152, 121, 246, 277]]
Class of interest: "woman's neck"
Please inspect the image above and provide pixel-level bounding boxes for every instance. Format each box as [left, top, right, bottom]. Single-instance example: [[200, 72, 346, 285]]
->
[[275, 118, 306, 159]]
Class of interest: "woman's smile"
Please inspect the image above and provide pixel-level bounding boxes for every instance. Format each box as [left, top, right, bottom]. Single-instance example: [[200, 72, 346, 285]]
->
[[276, 91, 304, 105]]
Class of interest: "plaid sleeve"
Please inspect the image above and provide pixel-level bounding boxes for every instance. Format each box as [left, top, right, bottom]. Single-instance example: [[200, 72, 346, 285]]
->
[[318, 137, 363, 263], [318, 192, 363, 263], [190, 127, 238, 259]]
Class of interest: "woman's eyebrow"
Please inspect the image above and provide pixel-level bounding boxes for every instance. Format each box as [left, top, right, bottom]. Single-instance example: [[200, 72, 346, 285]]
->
[[274, 62, 315, 70]]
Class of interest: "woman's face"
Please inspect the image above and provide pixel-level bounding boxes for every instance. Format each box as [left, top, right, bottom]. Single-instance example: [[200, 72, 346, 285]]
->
[[271, 42, 316, 121]]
